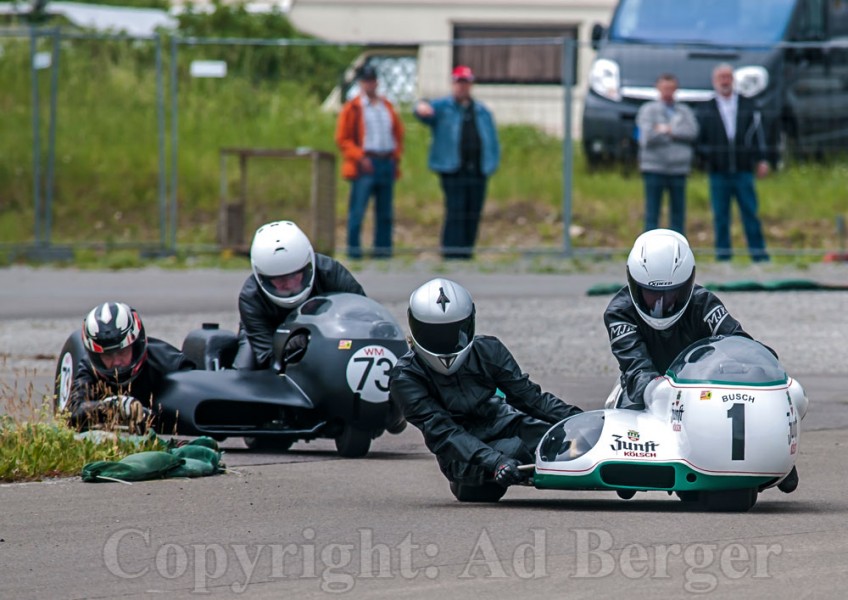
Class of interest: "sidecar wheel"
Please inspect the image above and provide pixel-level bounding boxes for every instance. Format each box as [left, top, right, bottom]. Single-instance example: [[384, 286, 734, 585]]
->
[[675, 491, 699, 503], [699, 488, 758, 512], [449, 481, 507, 503], [243, 436, 294, 452], [335, 424, 371, 458], [54, 332, 87, 414]]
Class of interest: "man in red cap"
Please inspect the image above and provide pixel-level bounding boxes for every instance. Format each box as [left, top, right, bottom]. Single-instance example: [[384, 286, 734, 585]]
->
[[414, 65, 500, 260]]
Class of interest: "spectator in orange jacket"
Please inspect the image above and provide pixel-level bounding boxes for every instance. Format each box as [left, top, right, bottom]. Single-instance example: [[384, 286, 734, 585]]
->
[[335, 65, 405, 259]]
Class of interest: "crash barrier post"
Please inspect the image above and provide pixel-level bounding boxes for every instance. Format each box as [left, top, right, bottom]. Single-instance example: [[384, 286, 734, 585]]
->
[[218, 148, 336, 256]]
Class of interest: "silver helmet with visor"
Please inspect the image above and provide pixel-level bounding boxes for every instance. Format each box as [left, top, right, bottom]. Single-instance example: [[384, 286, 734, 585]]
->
[[408, 278, 476, 375]]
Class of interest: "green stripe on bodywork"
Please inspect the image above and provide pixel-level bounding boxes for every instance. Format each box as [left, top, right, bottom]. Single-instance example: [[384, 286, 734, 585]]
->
[[665, 373, 787, 387], [533, 461, 774, 492]]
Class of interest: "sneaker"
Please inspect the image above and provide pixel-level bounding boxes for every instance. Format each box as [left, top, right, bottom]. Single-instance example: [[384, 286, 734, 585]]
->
[[777, 466, 799, 493]]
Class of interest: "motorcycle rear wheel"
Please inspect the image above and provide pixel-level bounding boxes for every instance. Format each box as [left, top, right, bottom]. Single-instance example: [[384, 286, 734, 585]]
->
[[699, 488, 758, 512], [335, 424, 371, 458]]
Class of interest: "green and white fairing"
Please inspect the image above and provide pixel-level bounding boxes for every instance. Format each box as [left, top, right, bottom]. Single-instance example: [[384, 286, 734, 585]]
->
[[534, 336, 807, 496]]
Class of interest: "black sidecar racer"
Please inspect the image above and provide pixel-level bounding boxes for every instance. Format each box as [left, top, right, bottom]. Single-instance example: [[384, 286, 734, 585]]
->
[[54, 293, 410, 457]]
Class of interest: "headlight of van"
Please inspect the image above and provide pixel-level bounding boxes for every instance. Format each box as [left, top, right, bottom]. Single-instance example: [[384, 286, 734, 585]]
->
[[589, 58, 621, 102], [734, 66, 769, 98]]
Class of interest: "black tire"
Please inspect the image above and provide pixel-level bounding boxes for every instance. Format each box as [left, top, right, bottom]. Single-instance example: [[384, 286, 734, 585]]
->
[[334, 424, 372, 458], [675, 491, 700, 503], [243, 436, 294, 452], [699, 488, 758, 512], [616, 489, 637, 500], [54, 332, 87, 414], [449, 481, 507, 503]]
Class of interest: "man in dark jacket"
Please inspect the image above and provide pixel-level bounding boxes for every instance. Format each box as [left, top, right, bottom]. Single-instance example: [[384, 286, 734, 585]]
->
[[67, 302, 195, 432], [696, 63, 775, 262], [390, 278, 582, 501], [604, 229, 798, 493], [234, 220, 366, 370]]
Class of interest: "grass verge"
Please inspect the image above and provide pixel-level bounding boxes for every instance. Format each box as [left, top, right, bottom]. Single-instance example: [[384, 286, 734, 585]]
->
[[0, 386, 162, 482]]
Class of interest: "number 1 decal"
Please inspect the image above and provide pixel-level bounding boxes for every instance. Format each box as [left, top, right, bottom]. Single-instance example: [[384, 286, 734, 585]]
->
[[726, 403, 746, 460]]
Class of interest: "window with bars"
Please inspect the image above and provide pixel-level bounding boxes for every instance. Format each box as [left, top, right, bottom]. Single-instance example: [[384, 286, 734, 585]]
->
[[452, 24, 579, 85]]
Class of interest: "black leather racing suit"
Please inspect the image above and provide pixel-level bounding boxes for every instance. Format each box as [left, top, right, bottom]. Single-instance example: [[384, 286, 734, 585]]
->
[[235, 254, 366, 369], [603, 284, 771, 409], [67, 338, 195, 430], [389, 335, 582, 485]]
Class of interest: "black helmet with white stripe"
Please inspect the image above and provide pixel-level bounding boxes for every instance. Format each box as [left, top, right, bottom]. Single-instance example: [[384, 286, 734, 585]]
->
[[408, 278, 475, 375], [82, 302, 148, 385]]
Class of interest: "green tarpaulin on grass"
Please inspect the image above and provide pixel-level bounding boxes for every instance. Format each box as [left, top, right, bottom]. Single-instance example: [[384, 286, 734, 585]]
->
[[587, 279, 848, 296], [81, 437, 224, 483]]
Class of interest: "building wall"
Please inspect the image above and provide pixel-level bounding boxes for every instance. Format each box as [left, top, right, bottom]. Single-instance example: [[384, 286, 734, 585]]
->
[[288, 0, 618, 138]]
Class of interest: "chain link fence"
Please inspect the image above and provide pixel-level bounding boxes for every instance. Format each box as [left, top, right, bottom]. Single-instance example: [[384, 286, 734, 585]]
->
[[2, 28, 847, 260]]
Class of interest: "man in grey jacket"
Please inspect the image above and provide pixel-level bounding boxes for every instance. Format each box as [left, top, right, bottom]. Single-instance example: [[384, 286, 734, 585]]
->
[[636, 73, 699, 235]]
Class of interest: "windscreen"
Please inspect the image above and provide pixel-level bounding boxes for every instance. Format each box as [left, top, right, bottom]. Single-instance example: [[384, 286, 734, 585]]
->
[[538, 411, 605, 463], [609, 0, 796, 45], [666, 336, 787, 385]]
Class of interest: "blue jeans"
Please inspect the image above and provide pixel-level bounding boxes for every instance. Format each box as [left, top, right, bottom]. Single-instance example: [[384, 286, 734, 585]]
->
[[642, 172, 686, 235], [708, 172, 769, 262], [347, 157, 395, 259], [439, 173, 487, 259]]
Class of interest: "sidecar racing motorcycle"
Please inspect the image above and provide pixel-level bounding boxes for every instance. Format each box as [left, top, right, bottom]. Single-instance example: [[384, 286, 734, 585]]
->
[[531, 336, 808, 511], [54, 293, 410, 457]]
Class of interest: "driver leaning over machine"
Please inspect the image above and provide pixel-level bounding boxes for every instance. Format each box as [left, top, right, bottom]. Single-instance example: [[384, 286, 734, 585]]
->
[[603, 228, 797, 493], [234, 220, 366, 370]]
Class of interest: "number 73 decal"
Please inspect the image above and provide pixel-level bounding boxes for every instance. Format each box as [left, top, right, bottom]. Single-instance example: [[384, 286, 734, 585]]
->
[[345, 345, 399, 403]]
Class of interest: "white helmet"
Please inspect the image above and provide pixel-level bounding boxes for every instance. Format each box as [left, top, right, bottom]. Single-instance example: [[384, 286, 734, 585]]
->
[[626, 229, 696, 331], [250, 221, 316, 309], [408, 278, 476, 375]]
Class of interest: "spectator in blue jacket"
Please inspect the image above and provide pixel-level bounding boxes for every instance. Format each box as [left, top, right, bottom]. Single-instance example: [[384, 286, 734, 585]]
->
[[414, 65, 500, 260]]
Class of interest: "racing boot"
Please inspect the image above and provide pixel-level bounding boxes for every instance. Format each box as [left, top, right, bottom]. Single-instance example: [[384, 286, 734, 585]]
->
[[777, 466, 799, 493]]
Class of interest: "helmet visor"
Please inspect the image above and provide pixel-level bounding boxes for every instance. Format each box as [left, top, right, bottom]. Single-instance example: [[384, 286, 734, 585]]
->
[[88, 343, 146, 385], [258, 264, 314, 300], [628, 271, 695, 321], [409, 313, 475, 355]]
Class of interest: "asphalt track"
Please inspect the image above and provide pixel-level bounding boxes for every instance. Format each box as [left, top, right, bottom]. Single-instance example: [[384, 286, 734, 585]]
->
[[1, 265, 846, 598]]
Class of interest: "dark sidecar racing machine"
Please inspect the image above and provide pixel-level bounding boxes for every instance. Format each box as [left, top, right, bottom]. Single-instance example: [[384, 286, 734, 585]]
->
[[54, 293, 410, 457]]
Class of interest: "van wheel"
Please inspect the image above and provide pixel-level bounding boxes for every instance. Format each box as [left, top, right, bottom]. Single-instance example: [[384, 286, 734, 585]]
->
[[243, 436, 294, 452]]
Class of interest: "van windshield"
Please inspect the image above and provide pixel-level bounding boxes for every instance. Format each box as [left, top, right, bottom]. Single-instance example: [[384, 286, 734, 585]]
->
[[609, 0, 796, 45]]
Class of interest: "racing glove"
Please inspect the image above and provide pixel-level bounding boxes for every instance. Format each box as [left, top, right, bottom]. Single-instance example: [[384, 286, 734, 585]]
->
[[282, 333, 309, 365], [494, 457, 524, 487], [105, 395, 152, 432]]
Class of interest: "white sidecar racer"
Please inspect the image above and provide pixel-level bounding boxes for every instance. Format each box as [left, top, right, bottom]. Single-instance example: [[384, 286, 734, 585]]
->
[[534, 336, 808, 512]]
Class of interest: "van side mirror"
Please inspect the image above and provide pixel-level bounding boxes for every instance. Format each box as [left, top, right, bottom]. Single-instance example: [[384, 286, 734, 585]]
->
[[591, 23, 606, 50]]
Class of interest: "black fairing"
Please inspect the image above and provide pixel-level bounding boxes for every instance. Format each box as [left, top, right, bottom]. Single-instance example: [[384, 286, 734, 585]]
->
[[156, 293, 409, 440]]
